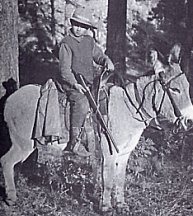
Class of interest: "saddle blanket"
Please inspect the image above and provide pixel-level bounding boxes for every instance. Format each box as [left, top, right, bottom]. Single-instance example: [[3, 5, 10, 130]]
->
[[32, 79, 63, 144]]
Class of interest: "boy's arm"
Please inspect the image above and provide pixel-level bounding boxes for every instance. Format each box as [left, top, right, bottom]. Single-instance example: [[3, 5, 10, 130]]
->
[[59, 43, 77, 87], [93, 43, 114, 71]]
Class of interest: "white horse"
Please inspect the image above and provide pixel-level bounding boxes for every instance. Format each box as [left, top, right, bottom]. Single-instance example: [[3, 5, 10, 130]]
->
[[1, 46, 193, 212], [99, 47, 193, 212]]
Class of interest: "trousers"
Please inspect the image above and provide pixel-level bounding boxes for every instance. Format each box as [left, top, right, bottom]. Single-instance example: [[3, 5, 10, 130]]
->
[[68, 89, 90, 129]]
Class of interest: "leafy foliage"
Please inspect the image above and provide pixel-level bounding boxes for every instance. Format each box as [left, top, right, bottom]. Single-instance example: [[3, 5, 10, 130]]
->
[[151, 0, 187, 43], [128, 136, 158, 180], [17, 0, 193, 85]]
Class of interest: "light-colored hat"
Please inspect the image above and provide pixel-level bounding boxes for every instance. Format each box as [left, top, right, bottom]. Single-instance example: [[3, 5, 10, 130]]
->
[[70, 7, 97, 29]]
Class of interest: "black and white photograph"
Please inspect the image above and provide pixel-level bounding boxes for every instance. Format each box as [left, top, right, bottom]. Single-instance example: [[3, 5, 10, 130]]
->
[[0, 0, 193, 215]]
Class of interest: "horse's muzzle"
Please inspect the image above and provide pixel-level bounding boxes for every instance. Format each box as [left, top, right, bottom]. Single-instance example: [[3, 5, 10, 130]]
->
[[173, 116, 193, 133]]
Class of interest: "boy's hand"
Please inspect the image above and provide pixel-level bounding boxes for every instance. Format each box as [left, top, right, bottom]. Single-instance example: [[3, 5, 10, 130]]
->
[[74, 83, 86, 94], [105, 59, 115, 71]]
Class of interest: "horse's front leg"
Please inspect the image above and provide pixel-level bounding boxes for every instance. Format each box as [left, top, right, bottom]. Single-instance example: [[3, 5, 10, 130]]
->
[[115, 153, 130, 208], [114, 131, 143, 212], [100, 133, 116, 212]]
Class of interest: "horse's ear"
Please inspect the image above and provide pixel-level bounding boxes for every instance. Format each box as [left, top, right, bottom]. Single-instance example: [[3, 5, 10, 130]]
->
[[168, 43, 181, 64], [148, 49, 158, 66]]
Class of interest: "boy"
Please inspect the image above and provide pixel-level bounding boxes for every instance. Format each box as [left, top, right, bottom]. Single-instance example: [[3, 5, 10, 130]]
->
[[57, 6, 114, 157]]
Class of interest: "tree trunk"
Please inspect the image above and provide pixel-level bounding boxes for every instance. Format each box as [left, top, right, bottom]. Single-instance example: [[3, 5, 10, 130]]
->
[[182, 0, 193, 76], [50, 0, 56, 39], [106, 0, 127, 77], [0, 0, 19, 98], [181, 0, 193, 98]]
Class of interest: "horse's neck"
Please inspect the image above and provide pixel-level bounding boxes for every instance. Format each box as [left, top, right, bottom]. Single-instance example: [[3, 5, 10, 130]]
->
[[125, 77, 158, 122]]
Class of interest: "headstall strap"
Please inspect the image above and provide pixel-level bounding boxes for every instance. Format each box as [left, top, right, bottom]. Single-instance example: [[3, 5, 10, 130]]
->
[[158, 71, 183, 118]]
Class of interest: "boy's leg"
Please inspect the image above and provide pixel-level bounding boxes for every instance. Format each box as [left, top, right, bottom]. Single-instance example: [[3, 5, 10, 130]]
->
[[65, 90, 92, 157]]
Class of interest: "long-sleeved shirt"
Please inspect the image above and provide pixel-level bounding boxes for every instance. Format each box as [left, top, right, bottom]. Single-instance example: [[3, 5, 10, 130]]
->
[[58, 29, 110, 88]]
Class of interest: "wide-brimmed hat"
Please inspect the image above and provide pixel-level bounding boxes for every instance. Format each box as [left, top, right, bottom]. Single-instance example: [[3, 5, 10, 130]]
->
[[70, 7, 97, 29]]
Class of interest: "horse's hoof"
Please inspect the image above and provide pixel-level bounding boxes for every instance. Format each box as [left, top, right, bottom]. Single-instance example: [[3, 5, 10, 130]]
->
[[5, 192, 17, 206], [101, 205, 113, 214], [116, 203, 130, 215], [5, 198, 16, 206]]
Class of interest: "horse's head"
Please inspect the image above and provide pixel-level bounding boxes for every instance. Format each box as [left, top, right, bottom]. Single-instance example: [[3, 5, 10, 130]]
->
[[151, 45, 193, 131]]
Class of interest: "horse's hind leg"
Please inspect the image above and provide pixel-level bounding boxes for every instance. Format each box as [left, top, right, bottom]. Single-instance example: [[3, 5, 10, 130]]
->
[[0, 145, 23, 205]]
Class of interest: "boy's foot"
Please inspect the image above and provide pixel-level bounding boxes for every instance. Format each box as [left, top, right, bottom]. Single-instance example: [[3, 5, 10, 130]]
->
[[73, 143, 92, 157], [63, 142, 92, 157]]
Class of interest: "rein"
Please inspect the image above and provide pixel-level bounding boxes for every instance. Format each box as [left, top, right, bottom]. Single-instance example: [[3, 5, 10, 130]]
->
[[123, 85, 149, 126], [97, 67, 185, 129], [124, 71, 184, 125], [136, 79, 158, 115]]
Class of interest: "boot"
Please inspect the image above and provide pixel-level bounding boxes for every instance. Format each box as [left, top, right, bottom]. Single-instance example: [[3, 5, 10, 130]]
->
[[64, 127, 92, 157], [73, 140, 92, 157]]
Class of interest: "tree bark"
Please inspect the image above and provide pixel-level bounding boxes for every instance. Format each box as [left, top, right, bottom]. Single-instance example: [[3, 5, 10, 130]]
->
[[184, 0, 193, 98], [106, 0, 127, 76], [182, 0, 193, 76], [50, 0, 56, 39], [0, 0, 19, 98]]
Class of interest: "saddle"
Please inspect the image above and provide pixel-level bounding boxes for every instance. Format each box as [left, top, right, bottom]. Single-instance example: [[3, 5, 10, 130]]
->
[[32, 78, 99, 146], [32, 70, 124, 147]]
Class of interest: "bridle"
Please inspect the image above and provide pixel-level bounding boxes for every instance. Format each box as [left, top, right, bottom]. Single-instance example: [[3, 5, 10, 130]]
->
[[96, 67, 186, 130], [124, 69, 185, 126], [158, 70, 190, 133]]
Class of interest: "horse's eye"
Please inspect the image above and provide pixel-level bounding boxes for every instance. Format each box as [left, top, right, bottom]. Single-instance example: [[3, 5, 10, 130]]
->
[[170, 87, 181, 94], [159, 71, 165, 78]]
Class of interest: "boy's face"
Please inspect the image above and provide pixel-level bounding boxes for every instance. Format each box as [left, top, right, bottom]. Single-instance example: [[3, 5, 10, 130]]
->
[[71, 21, 89, 37]]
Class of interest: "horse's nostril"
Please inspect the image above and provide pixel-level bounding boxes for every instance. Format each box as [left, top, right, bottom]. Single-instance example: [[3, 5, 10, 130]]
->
[[174, 117, 193, 132], [187, 119, 193, 128]]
